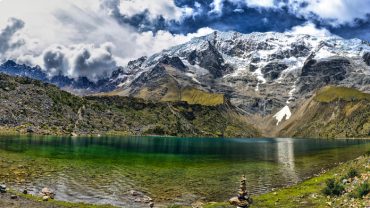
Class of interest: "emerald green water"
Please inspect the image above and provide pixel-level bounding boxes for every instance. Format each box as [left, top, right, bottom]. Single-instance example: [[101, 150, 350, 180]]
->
[[0, 136, 369, 207]]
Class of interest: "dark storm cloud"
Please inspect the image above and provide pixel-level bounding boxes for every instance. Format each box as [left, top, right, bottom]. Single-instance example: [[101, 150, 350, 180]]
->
[[0, 18, 25, 54], [42, 43, 117, 81]]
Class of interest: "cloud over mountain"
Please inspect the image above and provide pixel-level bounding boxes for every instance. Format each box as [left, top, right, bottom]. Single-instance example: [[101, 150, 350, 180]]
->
[[0, 0, 213, 81]]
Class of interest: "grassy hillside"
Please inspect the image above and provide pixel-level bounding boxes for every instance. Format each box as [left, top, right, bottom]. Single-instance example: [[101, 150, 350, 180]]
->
[[0, 73, 259, 137], [279, 86, 370, 138], [161, 86, 225, 106], [315, 86, 370, 103]]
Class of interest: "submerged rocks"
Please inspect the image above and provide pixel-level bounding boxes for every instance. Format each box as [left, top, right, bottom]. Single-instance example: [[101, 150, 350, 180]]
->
[[130, 190, 139, 196], [0, 184, 6, 193], [23, 189, 28, 194], [130, 190, 154, 207], [41, 187, 55, 199]]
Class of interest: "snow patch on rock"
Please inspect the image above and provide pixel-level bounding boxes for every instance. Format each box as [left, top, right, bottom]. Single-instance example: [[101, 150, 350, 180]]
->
[[273, 106, 292, 126]]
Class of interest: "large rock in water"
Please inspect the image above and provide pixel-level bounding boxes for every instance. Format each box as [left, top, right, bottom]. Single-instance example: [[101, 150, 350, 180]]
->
[[298, 57, 350, 93]]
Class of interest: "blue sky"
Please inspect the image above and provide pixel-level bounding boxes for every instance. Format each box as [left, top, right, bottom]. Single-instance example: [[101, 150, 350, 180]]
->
[[0, 0, 369, 80]]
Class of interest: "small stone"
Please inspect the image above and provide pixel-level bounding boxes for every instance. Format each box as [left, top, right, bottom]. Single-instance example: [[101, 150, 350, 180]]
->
[[191, 201, 204, 208], [134, 198, 141, 203], [0, 184, 6, 193], [10, 195, 18, 199], [143, 197, 153, 203], [42, 196, 50, 201], [149, 202, 154, 208], [342, 179, 348, 184], [23, 189, 28, 194], [130, 190, 139, 196], [42, 187, 50, 194], [310, 193, 317, 199]]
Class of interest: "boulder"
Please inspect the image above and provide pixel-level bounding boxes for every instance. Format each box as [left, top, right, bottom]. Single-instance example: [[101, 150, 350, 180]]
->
[[197, 41, 233, 78], [159, 56, 187, 71], [261, 62, 288, 81], [363, 52, 370, 66], [298, 57, 350, 93]]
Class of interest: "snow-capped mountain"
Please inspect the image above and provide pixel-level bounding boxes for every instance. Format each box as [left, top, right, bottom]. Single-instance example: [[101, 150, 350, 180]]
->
[[108, 31, 370, 118], [1, 31, 370, 125]]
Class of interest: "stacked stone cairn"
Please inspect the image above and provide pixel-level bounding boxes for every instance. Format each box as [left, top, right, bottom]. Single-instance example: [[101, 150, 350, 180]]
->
[[229, 175, 253, 208]]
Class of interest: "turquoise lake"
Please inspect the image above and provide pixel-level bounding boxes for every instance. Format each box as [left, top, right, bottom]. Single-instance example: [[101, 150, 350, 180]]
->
[[0, 136, 369, 207]]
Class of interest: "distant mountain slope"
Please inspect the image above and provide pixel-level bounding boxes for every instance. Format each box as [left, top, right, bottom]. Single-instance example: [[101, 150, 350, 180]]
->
[[0, 73, 259, 137], [109, 32, 370, 119], [277, 86, 370, 138], [0, 60, 115, 94]]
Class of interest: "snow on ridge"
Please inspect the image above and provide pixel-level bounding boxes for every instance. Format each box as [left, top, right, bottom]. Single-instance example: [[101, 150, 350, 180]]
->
[[273, 106, 292, 126]]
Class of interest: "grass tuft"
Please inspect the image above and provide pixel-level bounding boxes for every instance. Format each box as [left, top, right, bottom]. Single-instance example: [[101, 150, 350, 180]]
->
[[322, 178, 345, 196]]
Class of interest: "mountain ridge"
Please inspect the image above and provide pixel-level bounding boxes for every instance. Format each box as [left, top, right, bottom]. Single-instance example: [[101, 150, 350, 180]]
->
[[1, 31, 370, 130]]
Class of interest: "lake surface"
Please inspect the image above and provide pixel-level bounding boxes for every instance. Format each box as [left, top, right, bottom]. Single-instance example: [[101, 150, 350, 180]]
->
[[0, 136, 369, 207]]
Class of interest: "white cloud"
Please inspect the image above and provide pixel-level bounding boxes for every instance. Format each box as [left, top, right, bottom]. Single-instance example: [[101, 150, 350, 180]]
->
[[282, 0, 370, 26], [245, 0, 275, 8], [0, 0, 213, 81], [209, 0, 370, 26], [287, 22, 332, 37], [117, 0, 186, 20]]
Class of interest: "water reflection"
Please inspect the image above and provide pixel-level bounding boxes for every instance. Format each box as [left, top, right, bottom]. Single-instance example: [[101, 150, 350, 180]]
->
[[276, 138, 299, 184]]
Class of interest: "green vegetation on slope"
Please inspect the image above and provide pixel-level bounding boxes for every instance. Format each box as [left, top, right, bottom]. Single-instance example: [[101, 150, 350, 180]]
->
[[0, 73, 259, 137], [315, 86, 370, 103], [159, 85, 225, 106], [279, 86, 370, 138], [179, 87, 225, 106]]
